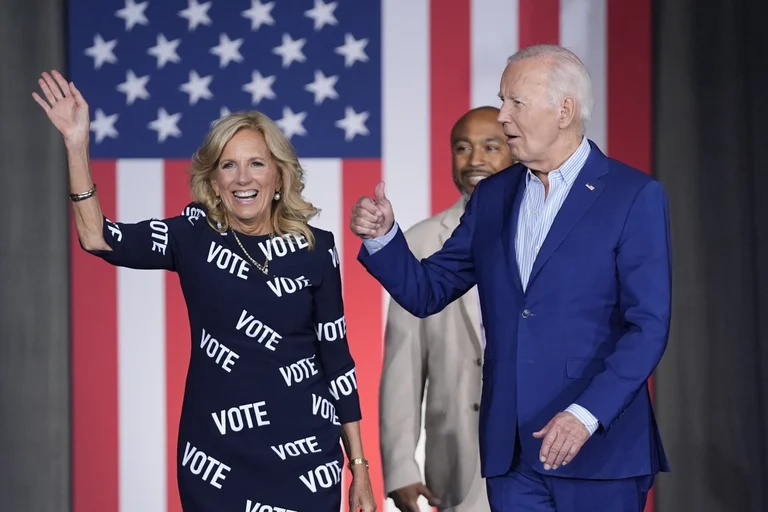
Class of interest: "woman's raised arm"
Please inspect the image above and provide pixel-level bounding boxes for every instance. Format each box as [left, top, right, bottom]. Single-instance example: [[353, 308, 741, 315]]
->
[[32, 70, 109, 251]]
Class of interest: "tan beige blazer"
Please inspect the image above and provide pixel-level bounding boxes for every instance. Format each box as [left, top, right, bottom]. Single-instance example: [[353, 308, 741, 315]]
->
[[379, 198, 484, 508]]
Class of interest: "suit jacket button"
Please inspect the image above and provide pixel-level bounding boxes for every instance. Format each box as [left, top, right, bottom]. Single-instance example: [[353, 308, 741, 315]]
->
[[475, 357, 482, 366], [472, 403, 480, 411], [521, 309, 531, 318]]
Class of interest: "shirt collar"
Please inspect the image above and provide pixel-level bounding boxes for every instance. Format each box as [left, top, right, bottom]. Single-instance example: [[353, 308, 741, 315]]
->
[[525, 136, 591, 186]]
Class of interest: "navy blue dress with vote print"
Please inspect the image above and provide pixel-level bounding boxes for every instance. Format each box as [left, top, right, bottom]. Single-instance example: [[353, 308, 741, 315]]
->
[[86, 202, 361, 511]]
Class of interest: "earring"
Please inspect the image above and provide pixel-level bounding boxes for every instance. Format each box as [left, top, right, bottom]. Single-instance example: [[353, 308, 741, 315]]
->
[[215, 196, 221, 205], [274, 192, 281, 201]]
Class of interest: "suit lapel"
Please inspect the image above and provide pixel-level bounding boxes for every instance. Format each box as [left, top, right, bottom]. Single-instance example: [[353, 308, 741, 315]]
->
[[501, 169, 526, 295], [526, 145, 609, 288], [439, 200, 482, 354]]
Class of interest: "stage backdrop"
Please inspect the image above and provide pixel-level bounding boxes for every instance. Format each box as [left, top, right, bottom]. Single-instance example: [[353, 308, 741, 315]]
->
[[67, 1, 652, 511]]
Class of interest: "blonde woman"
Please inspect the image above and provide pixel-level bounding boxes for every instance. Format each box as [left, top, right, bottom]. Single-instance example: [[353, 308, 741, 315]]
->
[[33, 70, 376, 512]]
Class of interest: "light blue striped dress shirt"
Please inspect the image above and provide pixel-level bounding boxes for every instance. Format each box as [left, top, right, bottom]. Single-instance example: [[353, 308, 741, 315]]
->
[[363, 136, 600, 435]]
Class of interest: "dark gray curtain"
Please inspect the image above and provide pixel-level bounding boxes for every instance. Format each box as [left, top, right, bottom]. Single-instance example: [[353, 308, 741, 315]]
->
[[653, 0, 768, 510], [0, 0, 70, 510]]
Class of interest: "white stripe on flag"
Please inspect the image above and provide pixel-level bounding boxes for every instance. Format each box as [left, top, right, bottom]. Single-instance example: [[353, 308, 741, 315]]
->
[[559, 0, 608, 151], [302, 158, 343, 271], [383, 0, 430, 233], [117, 159, 167, 512], [471, 0, 520, 108], [382, 3, 431, 511]]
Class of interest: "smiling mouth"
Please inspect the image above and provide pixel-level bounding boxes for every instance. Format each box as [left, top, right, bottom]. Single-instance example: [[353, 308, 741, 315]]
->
[[233, 190, 259, 202], [463, 171, 491, 184]]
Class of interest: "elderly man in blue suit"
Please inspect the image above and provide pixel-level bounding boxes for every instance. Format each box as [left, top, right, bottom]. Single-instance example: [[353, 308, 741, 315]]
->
[[350, 44, 672, 512]]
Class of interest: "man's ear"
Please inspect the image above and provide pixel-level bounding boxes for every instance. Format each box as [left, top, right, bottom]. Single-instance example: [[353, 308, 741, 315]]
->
[[558, 96, 577, 129]]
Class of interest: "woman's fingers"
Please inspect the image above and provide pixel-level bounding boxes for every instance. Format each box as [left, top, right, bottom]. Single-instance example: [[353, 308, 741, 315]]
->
[[31, 92, 51, 113], [38, 77, 57, 106], [42, 71, 65, 99], [68, 81, 84, 106], [51, 71, 71, 99]]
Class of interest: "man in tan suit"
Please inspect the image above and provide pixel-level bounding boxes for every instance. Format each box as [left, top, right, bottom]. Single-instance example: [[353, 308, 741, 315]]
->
[[380, 107, 514, 512]]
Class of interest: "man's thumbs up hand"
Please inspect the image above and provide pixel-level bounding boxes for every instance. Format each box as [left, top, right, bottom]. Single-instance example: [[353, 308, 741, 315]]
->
[[350, 181, 395, 239]]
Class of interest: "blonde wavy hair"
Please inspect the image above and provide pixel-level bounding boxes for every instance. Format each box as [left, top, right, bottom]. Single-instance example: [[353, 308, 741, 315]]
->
[[189, 111, 320, 248]]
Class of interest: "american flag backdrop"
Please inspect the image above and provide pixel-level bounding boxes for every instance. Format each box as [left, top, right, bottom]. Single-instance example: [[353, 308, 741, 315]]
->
[[67, 1, 653, 511]]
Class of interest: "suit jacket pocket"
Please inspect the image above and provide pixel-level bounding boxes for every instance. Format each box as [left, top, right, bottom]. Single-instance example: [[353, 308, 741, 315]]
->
[[566, 358, 605, 379]]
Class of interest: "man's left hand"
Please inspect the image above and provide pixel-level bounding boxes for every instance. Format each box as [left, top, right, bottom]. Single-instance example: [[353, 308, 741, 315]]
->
[[532, 411, 590, 470]]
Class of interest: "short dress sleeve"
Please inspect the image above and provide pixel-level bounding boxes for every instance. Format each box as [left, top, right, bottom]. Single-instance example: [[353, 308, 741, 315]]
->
[[85, 202, 206, 271], [312, 230, 363, 424]]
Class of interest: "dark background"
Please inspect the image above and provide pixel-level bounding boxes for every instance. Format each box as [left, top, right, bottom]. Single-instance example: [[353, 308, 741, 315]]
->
[[653, 0, 768, 510], [2, 0, 767, 509]]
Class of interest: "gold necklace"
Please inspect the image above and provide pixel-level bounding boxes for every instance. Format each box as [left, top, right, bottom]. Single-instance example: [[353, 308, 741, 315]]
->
[[230, 229, 270, 275]]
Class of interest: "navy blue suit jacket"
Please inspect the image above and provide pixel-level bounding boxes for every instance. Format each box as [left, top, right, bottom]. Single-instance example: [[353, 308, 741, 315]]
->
[[358, 141, 672, 480]]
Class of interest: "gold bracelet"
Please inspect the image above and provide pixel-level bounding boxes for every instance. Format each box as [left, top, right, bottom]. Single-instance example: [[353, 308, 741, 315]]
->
[[347, 457, 369, 470], [70, 183, 97, 202]]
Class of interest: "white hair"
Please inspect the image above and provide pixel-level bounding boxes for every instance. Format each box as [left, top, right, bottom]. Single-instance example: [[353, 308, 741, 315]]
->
[[507, 44, 594, 132]]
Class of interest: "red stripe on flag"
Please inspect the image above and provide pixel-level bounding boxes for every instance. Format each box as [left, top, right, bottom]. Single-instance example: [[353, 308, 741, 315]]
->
[[430, 0, 470, 216], [164, 161, 194, 512], [341, 159, 384, 509], [607, 0, 652, 173], [607, 2, 654, 511], [72, 160, 118, 512], [518, 0, 560, 47]]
